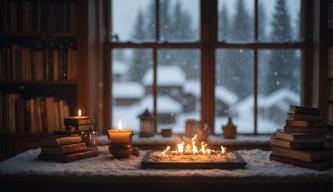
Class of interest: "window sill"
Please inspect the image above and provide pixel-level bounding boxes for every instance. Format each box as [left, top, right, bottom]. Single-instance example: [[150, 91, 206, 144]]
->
[[97, 134, 271, 150]]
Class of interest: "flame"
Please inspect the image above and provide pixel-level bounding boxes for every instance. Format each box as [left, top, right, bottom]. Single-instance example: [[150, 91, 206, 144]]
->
[[192, 135, 198, 155], [201, 142, 206, 154], [78, 109, 82, 117], [177, 142, 184, 154], [161, 146, 170, 155], [118, 120, 123, 130], [160, 134, 227, 156], [185, 144, 191, 153], [221, 146, 226, 154]]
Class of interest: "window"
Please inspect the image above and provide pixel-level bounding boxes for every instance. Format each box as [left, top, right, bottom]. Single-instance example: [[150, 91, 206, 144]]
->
[[108, 0, 303, 134]]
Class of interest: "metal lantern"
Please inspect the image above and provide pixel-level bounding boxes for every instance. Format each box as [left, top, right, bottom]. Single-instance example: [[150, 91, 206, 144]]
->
[[139, 108, 154, 137]]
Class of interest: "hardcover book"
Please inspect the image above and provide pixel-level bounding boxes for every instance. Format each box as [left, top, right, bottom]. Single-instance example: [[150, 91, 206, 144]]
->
[[289, 106, 320, 116], [39, 148, 99, 162], [271, 146, 333, 162], [41, 136, 82, 147], [271, 137, 325, 150], [275, 131, 326, 142], [41, 142, 87, 155], [270, 153, 333, 170]]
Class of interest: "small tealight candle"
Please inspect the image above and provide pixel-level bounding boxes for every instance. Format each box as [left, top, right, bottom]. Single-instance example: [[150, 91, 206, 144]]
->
[[108, 120, 133, 143]]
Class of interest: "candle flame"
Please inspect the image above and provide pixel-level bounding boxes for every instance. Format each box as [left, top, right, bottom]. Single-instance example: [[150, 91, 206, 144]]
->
[[78, 109, 82, 116], [161, 146, 170, 155], [118, 120, 123, 130]]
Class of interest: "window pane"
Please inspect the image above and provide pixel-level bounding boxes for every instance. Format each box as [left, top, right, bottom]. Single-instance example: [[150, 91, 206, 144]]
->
[[218, 0, 254, 42], [259, 0, 301, 42], [215, 49, 254, 133], [112, 48, 153, 132], [146, 49, 201, 133], [159, 0, 200, 42], [258, 49, 301, 133], [112, 0, 155, 42]]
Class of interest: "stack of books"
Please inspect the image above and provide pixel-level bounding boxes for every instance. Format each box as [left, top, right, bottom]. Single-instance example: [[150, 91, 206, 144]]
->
[[39, 135, 99, 162], [270, 106, 333, 170]]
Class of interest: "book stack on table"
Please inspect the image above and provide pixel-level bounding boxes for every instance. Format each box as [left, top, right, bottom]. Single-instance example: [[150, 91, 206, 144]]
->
[[38, 135, 99, 162], [270, 106, 333, 170]]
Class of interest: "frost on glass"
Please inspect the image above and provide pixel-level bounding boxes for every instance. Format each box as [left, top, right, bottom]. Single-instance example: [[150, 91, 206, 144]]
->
[[258, 0, 301, 42], [112, 49, 153, 132], [159, 0, 200, 42], [147, 49, 201, 133], [258, 49, 301, 133], [112, 0, 155, 42], [218, 0, 254, 42], [215, 49, 254, 133]]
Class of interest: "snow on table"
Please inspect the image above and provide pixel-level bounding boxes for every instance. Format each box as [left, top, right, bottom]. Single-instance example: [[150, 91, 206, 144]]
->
[[1, 148, 333, 177]]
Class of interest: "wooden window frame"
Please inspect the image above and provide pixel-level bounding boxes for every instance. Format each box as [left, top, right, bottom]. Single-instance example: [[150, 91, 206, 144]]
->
[[104, 0, 310, 135]]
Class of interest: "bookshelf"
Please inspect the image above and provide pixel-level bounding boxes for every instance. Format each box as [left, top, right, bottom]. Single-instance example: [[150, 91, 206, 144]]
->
[[328, 0, 333, 121], [0, 0, 80, 160]]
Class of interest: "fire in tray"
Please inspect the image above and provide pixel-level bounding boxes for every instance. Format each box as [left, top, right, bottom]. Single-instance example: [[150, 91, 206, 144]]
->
[[161, 135, 226, 155], [150, 135, 236, 162]]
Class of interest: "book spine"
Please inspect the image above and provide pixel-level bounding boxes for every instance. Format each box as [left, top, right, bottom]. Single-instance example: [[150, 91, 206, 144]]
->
[[41, 143, 87, 155]]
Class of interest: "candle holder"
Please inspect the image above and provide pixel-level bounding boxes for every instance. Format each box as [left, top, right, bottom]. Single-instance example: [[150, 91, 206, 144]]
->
[[109, 143, 133, 158], [107, 128, 134, 159]]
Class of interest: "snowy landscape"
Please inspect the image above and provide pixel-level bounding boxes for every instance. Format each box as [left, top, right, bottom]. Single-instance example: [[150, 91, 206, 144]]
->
[[111, 0, 301, 134]]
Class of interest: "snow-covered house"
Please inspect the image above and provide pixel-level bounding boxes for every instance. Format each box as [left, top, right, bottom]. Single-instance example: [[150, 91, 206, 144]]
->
[[143, 65, 186, 100], [259, 89, 300, 125], [182, 80, 200, 112], [235, 88, 300, 125], [113, 82, 144, 106], [215, 85, 239, 116], [183, 81, 238, 114], [140, 95, 182, 124], [112, 60, 129, 81]]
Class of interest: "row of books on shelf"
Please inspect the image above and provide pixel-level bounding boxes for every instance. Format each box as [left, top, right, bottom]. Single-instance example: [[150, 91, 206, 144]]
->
[[329, 1, 333, 29], [0, 94, 70, 134], [0, 0, 77, 33], [0, 46, 77, 81], [270, 106, 333, 170], [329, 48, 333, 78]]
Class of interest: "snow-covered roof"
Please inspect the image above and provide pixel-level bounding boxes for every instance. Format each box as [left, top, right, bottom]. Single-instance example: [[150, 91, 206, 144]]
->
[[112, 60, 129, 75], [113, 82, 144, 98], [183, 80, 200, 97], [215, 85, 238, 105], [183, 81, 238, 105], [143, 65, 186, 86], [235, 88, 300, 113], [140, 95, 182, 113], [262, 88, 299, 111]]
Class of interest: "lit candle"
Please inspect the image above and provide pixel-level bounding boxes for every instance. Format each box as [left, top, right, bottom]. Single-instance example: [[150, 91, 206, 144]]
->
[[108, 120, 133, 143], [64, 109, 93, 125]]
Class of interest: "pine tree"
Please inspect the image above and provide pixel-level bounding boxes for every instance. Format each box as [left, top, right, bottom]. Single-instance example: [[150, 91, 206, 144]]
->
[[222, 0, 253, 98], [219, 3, 230, 40], [265, 0, 297, 95], [231, 0, 253, 42], [259, 1, 266, 41], [217, 3, 231, 87], [160, 0, 172, 41], [129, 9, 152, 82]]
